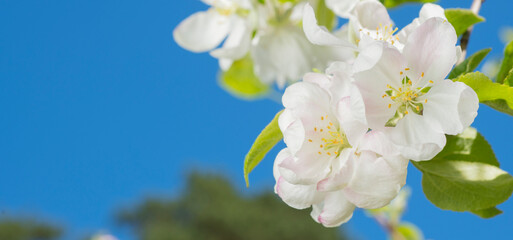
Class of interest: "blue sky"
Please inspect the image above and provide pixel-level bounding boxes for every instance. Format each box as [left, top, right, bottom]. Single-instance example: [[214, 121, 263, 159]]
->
[[0, 0, 512, 239]]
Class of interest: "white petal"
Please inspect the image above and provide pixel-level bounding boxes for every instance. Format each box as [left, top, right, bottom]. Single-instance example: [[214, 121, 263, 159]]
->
[[386, 113, 446, 161], [396, 3, 446, 46], [419, 3, 446, 21], [353, 35, 384, 73], [337, 95, 368, 146], [423, 80, 479, 135], [311, 191, 355, 227], [316, 148, 354, 191], [276, 177, 322, 209], [173, 10, 230, 52], [403, 18, 457, 83], [274, 148, 323, 208], [278, 110, 305, 154], [303, 4, 355, 47], [358, 130, 400, 158], [210, 17, 251, 61], [343, 151, 408, 209], [326, 0, 360, 18], [353, 0, 393, 30], [252, 26, 322, 86], [282, 82, 331, 119]]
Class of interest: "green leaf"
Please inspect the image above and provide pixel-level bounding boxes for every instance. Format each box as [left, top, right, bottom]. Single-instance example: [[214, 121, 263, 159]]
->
[[244, 110, 283, 187], [395, 223, 424, 240], [382, 0, 436, 8], [448, 48, 491, 79], [436, 128, 498, 167], [219, 55, 269, 100], [445, 9, 484, 36], [504, 68, 513, 86], [413, 128, 513, 216], [471, 207, 503, 219], [497, 40, 513, 84], [455, 72, 513, 116], [315, 0, 337, 31]]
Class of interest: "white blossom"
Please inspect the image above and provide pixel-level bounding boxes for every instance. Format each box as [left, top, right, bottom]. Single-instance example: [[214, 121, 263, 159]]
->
[[274, 67, 408, 227], [353, 18, 479, 160]]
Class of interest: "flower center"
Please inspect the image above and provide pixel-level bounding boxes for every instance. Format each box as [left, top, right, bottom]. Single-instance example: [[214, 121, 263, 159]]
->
[[212, 1, 249, 17], [307, 115, 351, 157], [382, 69, 433, 127], [359, 23, 400, 46]]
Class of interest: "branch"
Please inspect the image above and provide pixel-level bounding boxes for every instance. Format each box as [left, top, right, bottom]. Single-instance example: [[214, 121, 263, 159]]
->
[[458, 0, 485, 64]]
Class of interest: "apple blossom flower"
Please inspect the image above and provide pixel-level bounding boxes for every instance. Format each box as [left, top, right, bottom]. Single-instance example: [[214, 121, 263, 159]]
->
[[250, 1, 353, 88], [302, 1, 452, 71], [274, 66, 408, 227], [353, 17, 479, 161]]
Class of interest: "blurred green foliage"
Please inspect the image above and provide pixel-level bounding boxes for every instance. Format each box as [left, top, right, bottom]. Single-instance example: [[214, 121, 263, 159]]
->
[[0, 219, 61, 240], [117, 172, 349, 240]]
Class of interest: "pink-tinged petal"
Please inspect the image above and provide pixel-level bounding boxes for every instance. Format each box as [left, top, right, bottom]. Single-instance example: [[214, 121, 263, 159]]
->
[[386, 113, 446, 161], [279, 147, 334, 185], [282, 82, 331, 120], [403, 18, 457, 84], [276, 177, 323, 209], [343, 151, 408, 209], [303, 4, 355, 48], [423, 80, 479, 135], [326, 0, 359, 18], [316, 149, 354, 191], [358, 130, 400, 158], [303, 72, 332, 92], [353, 0, 393, 30], [274, 148, 300, 183], [396, 4, 446, 51], [274, 150, 323, 207], [173, 10, 231, 52], [354, 47, 406, 130], [311, 191, 355, 227]]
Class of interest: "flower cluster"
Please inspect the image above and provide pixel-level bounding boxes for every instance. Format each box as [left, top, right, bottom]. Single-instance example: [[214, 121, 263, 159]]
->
[[273, 0, 479, 227], [173, 0, 353, 88]]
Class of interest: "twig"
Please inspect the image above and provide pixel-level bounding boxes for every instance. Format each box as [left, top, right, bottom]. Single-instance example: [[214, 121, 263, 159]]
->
[[458, 0, 485, 64]]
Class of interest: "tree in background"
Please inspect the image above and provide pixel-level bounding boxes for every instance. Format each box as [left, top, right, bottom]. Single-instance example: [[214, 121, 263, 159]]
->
[[117, 172, 349, 240], [0, 218, 61, 240]]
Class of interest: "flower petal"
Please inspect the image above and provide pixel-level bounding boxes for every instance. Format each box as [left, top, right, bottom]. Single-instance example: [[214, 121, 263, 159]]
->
[[173, 10, 231, 52], [316, 148, 354, 191], [403, 17, 457, 83], [275, 177, 322, 209], [386, 113, 446, 161], [358, 130, 400, 158], [303, 4, 355, 47], [343, 151, 408, 209], [352, 0, 393, 31], [423, 80, 479, 135], [419, 3, 446, 21], [326, 0, 360, 18], [210, 17, 252, 69], [311, 191, 355, 227]]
